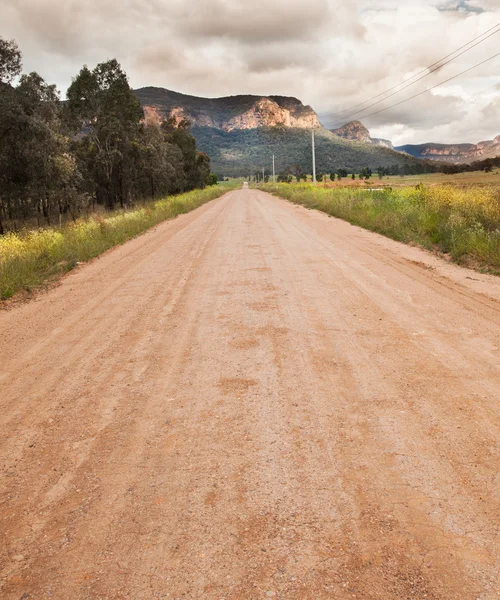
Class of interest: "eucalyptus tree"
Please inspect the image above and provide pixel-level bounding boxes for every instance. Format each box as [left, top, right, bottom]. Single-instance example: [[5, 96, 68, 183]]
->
[[66, 59, 144, 209]]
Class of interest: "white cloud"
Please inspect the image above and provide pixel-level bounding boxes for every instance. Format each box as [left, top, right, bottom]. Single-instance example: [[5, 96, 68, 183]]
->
[[1, 0, 499, 144]]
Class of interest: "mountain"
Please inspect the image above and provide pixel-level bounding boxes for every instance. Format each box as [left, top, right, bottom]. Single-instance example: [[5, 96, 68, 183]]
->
[[331, 120, 394, 149], [331, 120, 371, 143], [190, 126, 419, 177], [134, 87, 420, 175], [136, 87, 320, 131], [330, 119, 500, 164], [395, 136, 500, 164], [372, 137, 395, 150]]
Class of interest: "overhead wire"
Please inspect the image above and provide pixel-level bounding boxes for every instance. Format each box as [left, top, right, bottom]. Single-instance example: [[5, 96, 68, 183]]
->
[[328, 21, 500, 121], [345, 50, 500, 122]]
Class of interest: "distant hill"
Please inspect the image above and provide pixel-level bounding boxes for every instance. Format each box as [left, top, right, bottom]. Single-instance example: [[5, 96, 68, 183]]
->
[[330, 119, 500, 165], [135, 87, 320, 131], [331, 120, 394, 150], [396, 136, 500, 164], [191, 126, 421, 177], [134, 87, 420, 175]]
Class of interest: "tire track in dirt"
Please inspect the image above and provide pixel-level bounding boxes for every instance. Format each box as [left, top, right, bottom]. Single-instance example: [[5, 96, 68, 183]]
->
[[0, 188, 498, 599]]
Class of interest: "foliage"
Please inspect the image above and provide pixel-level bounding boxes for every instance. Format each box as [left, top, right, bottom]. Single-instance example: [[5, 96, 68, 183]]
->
[[0, 61, 78, 234], [0, 185, 235, 300], [0, 37, 22, 83], [277, 172, 293, 183], [191, 125, 433, 177], [294, 164, 303, 182], [260, 182, 500, 272], [0, 37, 213, 234], [65, 60, 144, 210], [135, 88, 500, 180]]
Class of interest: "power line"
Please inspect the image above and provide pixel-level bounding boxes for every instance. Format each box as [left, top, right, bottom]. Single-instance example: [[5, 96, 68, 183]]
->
[[312, 129, 317, 185], [329, 21, 500, 119], [347, 50, 500, 122], [330, 25, 500, 124], [331, 21, 500, 117]]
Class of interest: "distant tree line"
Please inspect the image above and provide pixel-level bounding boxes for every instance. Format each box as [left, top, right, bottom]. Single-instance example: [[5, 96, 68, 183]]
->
[[267, 156, 500, 185], [0, 37, 214, 234]]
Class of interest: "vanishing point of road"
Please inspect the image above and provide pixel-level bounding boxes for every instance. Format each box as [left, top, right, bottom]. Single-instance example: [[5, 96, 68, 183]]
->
[[1, 187, 499, 599]]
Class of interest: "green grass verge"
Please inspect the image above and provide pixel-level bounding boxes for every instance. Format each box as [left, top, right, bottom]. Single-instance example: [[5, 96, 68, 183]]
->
[[0, 185, 236, 300], [259, 183, 500, 273]]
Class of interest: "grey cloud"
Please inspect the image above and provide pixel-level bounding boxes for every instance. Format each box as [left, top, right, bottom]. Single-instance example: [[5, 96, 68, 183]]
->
[[321, 92, 467, 132], [167, 0, 348, 44], [437, 0, 484, 13], [240, 42, 321, 74], [1, 0, 498, 144], [366, 94, 467, 129], [135, 44, 188, 73], [481, 96, 500, 120], [6, 0, 87, 55], [5, 0, 165, 57]]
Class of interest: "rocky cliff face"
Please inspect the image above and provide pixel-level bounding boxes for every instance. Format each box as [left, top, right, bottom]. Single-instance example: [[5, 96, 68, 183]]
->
[[135, 88, 418, 175], [331, 120, 499, 163], [331, 121, 371, 143], [371, 138, 394, 150], [222, 97, 320, 131], [396, 136, 500, 163], [136, 87, 320, 132], [331, 121, 394, 149]]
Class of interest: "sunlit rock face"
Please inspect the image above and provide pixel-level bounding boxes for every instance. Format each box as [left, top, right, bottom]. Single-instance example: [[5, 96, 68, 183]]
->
[[331, 120, 372, 143], [136, 87, 320, 131], [330, 121, 394, 150], [396, 136, 500, 164], [221, 98, 320, 131]]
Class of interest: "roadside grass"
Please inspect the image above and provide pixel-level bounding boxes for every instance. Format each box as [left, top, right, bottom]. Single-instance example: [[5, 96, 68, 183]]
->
[[259, 182, 500, 273], [278, 169, 500, 189], [381, 169, 500, 189], [0, 185, 235, 301]]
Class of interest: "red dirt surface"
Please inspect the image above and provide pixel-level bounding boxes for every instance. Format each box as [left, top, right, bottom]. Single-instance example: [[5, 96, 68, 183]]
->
[[1, 188, 499, 599]]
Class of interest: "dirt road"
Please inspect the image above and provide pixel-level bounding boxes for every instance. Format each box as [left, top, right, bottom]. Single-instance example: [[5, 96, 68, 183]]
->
[[1, 187, 499, 599]]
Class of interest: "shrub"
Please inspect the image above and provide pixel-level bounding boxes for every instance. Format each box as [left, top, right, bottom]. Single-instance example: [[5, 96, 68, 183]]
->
[[0, 185, 235, 300], [260, 183, 500, 272]]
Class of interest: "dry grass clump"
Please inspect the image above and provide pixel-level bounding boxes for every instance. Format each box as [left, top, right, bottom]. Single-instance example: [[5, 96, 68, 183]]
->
[[0, 186, 233, 300], [261, 183, 500, 272]]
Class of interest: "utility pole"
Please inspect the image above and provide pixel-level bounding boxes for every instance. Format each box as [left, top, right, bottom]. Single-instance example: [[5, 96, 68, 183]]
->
[[312, 129, 317, 186], [272, 154, 276, 183]]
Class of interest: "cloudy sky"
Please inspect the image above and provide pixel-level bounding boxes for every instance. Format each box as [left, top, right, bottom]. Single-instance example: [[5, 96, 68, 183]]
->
[[2, 0, 499, 144]]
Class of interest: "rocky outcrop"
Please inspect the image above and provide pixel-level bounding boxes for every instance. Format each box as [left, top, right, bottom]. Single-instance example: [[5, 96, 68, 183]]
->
[[372, 138, 394, 150], [135, 87, 320, 132], [331, 121, 394, 149], [143, 105, 166, 126], [140, 89, 499, 165], [396, 136, 500, 163], [222, 97, 320, 131], [331, 121, 371, 143], [331, 120, 500, 162]]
